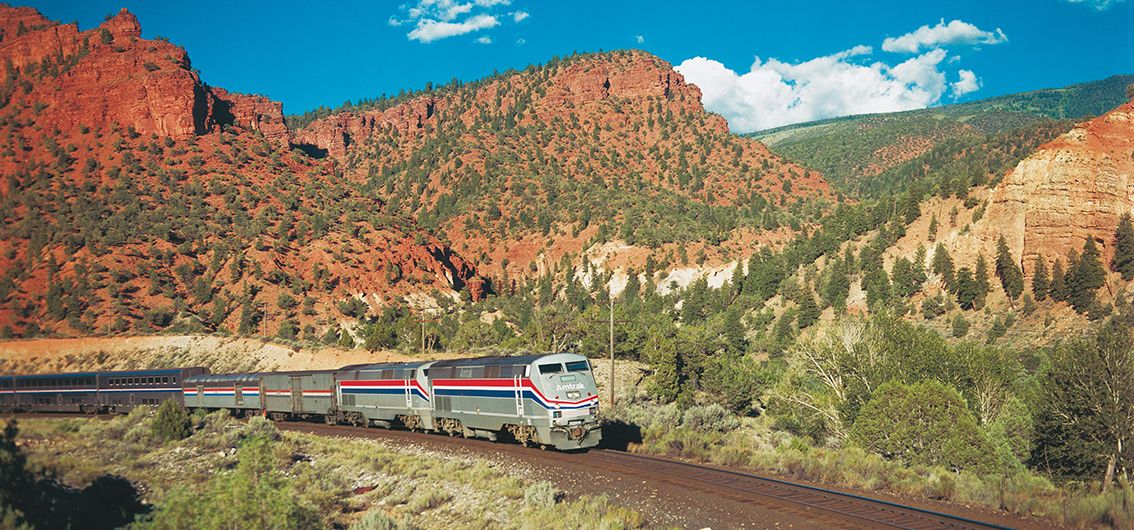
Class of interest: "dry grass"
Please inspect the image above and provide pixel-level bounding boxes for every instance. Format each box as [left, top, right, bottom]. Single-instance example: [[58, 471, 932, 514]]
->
[[14, 413, 643, 529]]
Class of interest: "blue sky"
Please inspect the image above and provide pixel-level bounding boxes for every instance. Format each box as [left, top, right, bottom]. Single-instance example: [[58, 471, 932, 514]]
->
[[20, 0, 1134, 132]]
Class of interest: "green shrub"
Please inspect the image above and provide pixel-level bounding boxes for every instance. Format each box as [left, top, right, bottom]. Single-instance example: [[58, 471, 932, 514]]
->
[[849, 380, 1001, 474], [682, 404, 740, 433], [151, 400, 191, 443], [140, 436, 317, 529]]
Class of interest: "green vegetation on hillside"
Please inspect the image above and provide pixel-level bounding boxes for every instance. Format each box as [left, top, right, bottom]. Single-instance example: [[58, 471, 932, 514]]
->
[[752, 74, 1133, 195]]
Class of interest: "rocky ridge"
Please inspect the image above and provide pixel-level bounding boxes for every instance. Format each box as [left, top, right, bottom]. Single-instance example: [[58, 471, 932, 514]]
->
[[0, 6, 481, 338]]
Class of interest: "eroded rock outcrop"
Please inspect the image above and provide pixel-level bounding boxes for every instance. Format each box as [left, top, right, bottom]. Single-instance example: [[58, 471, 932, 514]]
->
[[954, 99, 1134, 277], [0, 6, 290, 144]]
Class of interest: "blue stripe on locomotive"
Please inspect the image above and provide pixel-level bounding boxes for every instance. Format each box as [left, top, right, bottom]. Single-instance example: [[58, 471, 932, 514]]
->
[[434, 388, 596, 410], [340, 387, 429, 400]]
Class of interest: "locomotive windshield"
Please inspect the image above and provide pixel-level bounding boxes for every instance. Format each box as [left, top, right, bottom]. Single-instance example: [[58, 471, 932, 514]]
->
[[565, 360, 590, 372], [538, 363, 563, 374]]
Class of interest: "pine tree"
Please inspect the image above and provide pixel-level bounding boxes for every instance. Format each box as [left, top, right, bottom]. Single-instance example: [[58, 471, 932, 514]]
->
[[1111, 214, 1134, 280], [975, 254, 991, 309], [1050, 258, 1067, 302], [932, 243, 955, 289], [891, 257, 918, 298], [863, 267, 892, 310], [797, 291, 821, 329], [1032, 256, 1050, 301], [954, 267, 980, 310], [823, 255, 851, 311], [994, 236, 1024, 301], [1070, 239, 1105, 313]]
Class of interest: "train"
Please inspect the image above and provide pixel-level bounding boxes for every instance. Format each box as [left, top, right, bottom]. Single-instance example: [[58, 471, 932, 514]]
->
[[0, 353, 602, 450]]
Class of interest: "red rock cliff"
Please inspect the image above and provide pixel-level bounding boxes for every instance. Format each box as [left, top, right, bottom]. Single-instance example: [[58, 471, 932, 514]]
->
[[0, 6, 291, 145]]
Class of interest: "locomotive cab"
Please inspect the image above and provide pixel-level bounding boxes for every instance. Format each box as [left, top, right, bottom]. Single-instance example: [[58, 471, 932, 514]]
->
[[526, 353, 602, 449]]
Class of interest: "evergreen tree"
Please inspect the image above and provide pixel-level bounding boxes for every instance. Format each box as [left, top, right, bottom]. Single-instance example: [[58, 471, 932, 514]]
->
[[1050, 258, 1067, 302], [797, 291, 821, 329], [954, 267, 980, 310], [1031, 256, 1049, 301], [994, 236, 1024, 301], [1070, 239, 1105, 313], [975, 254, 991, 309], [1113, 214, 1134, 280], [863, 267, 892, 311], [932, 243, 954, 289], [681, 278, 709, 324], [891, 257, 918, 298], [823, 256, 850, 311], [913, 244, 928, 284]]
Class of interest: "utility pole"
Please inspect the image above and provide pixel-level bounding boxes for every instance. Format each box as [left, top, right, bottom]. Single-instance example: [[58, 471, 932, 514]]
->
[[416, 312, 440, 356], [589, 286, 630, 409], [608, 294, 615, 408]]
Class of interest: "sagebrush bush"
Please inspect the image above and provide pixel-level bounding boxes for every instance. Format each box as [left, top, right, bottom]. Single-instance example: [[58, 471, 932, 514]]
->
[[682, 403, 740, 433], [524, 481, 561, 509], [350, 509, 414, 530]]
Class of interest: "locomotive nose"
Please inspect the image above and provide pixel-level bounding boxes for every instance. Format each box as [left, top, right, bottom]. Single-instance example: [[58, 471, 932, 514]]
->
[[569, 426, 586, 440]]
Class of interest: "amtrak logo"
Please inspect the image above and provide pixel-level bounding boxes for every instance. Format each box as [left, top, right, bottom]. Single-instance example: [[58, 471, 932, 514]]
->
[[555, 382, 585, 392]]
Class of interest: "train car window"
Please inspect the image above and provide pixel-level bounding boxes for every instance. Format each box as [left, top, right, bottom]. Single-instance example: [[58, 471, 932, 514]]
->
[[172, 377, 177, 384], [162, 377, 169, 384], [407, 369, 415, 378], [422, 368, 429, 377], [484, 366, 499, 379], [538, 363, 564, 375], [458, 367, 474, 379], [381, 370, 394, 380], [565, 361, 590, 372]]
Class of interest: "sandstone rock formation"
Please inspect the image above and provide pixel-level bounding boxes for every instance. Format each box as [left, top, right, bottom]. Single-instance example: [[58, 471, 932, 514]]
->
[[949, 98, 1134, 279], [0, 6, 484, 338], [0, 7, 290, 145]]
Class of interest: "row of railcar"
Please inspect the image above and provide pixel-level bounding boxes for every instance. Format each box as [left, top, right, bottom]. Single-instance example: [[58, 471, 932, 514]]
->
[[0, 368, 207, 414], [1, 353, 602, 450]]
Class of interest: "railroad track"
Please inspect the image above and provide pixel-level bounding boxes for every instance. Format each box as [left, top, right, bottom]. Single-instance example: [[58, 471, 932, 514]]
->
[[9, 413, 1019, 529], [587, 450, 1013, 530]]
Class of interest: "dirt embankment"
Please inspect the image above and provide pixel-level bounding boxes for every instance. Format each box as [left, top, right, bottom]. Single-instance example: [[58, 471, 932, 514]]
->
[[0, 335, 428, 375]]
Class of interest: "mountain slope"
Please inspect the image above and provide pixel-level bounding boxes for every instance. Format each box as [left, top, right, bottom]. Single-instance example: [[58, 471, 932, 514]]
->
[[292, 51, 834, 279], [0, 7, 479, 339], [752, 75, 1133, 195]]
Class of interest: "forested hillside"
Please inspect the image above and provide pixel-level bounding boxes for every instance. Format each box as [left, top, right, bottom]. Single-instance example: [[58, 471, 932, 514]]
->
[[0, 7, 479, 339], [291, 50, 833, 280], [753, 74, 1134, 195]]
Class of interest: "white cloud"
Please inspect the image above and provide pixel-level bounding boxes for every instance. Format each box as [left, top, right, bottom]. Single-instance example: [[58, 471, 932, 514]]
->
[[441, 3, 473, 21], [951, 69, 981, 98], [676, 46, 972, 133], [476, 36, 493, 44], [882, 19, 1007, 54], [396, 0, 522, 43], [635, 35, 645, 44], [408, 13, 499, 43], [1064, 0, 1125, 9]]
